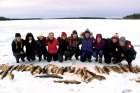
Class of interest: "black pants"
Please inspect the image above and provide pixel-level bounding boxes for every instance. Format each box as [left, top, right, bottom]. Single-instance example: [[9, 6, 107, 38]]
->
[[95, 49, 103, 59], [47, 53, 58, 62], [14, 53, 25, 62], [104, 51, 120, 64], [26, 53, 36, 61], [37, 49, 48, 61], [80, 51, 92, 62], [66, 48, 80, 60]]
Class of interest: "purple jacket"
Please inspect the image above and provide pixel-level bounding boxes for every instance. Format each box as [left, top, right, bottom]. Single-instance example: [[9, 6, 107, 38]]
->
[[94, 39, 105, 50]]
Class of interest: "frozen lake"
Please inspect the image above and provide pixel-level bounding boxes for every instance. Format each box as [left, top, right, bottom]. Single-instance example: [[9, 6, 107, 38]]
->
[[0, 19, 140, 45]]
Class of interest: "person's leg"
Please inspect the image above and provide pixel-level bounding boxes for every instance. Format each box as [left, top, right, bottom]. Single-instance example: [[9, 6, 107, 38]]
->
[[80, 52, 86, 62], [112, 51, 122, 64], [58, 53, 63, 62], [64, 50, 69, 61], [26, 53, 30, 62], [38, 55, 42, 62], [69, 51, 74, 60], [126, 56, 133, 71], [53, 54, 58, 61], [98, 50, 103, 63], [43, 49, 47, 60], [80, 56, 86, 62], [87, 52, 92, 62], [95, 50, 99, 62], [47, 53, 52, 62], [21, 53, 25, 62], [15, 55, 20, 63], [75, 49, 80, 60], [104, 52, 111, 64], [31, 53, 36, 61]]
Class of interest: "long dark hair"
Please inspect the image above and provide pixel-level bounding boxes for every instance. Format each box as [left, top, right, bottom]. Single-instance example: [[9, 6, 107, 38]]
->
[[25, 32, 35, 42]]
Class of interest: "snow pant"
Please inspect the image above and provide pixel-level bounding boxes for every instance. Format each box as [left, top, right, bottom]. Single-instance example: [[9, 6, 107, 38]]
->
[[26, 52, 36, 61], [58, 51, 68, 62], [36, 49, 48, 61], [80, 51, 92, 62], [104, 50, 120, 64], [94, 49, 103, 60], [13, 52, 25, 63], [47, 53, 58, 62], [66, 47, 80, 60]]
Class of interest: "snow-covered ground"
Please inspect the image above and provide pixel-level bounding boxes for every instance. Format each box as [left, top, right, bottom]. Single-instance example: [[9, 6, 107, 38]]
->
[[0, 19, 140, 93]]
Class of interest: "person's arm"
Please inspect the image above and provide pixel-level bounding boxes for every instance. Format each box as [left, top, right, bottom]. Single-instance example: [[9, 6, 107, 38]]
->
[[11, 40, 16, 53]]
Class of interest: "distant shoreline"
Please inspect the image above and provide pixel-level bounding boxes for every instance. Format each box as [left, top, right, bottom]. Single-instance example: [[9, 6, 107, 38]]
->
[[0, 17, 125, 21], [0, 15, 140, 21]]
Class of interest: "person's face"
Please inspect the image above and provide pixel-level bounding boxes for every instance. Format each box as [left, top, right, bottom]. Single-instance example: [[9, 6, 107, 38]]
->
[[28, 36, 32, 40], [16, 37, 21, 42], [62, 36, 66, 39], [38, 36, 44, 40], [119, 41, 125, 47], [49, 33, 54, 40], [97, 37, 101, 43], [85, 33, 90, 38], [112, 38, 118, 43], [72, 34, 77, 39]]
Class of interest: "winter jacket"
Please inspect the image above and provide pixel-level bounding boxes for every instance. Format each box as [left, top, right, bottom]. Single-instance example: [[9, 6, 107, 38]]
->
[[12, 39, 25, 56], [57, 37, 69, 53], [25, 40, 37, 56], [68, 36, 81, 49], [36, 37, 48, 56], [81, 37, 94, 54], [94, 39, 105, 50], [104, 38, 120, 56], [47, 38, 58, 54], [118, 40, 136, 62]]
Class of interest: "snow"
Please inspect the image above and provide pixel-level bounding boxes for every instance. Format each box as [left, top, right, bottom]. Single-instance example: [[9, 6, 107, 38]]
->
[[0, 19, 140, 93]]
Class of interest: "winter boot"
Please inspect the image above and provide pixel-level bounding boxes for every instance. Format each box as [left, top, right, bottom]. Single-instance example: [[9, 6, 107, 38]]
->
[[99, 58, 102, 63], [39, 56, 42, 62], [88, 59, 92, 62]]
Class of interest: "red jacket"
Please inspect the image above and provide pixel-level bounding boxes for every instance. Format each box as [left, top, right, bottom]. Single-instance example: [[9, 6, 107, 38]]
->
[[47, 38, 59, 54]]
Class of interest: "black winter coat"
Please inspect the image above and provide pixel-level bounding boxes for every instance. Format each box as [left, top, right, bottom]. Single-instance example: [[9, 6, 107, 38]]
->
[[12, 39, 25, 56], [57, 37, 69, 53], [25, 40, 37, 56], [104, 39, 120, 56]]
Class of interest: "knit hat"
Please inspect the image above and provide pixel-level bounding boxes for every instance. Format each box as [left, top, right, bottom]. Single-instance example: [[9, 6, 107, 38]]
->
[[61, 32, 67, 37], [15, 33, 21, 37], [119, 36, 126, 46], [119, 36, 126, 43], [96, 34, 102, 39]]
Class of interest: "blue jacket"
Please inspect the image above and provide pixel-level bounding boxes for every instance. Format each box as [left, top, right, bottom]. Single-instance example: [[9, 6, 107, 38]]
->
[[81, 37, 94, 54]]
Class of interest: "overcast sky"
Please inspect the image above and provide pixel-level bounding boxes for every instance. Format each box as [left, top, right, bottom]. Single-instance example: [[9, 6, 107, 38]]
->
[[0, 0, 140, 18]]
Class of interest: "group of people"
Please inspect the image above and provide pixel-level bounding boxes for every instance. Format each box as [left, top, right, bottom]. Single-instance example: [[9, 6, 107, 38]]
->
[[11, 29, 137, 69]]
